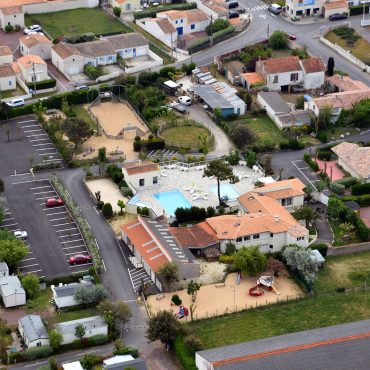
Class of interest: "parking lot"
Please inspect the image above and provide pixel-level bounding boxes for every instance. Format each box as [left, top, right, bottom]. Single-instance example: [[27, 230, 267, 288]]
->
[[6, 177, 92, 279], [0, 117, 62, 176], [292, 159, 321, 191]]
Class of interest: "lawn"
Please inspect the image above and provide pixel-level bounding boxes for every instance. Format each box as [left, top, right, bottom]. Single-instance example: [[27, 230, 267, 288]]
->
[[175, 290, 370, 369], [25, 8, 132, 38], [72, 105, 96, 130], [313, 251, 370, 293], [319, 126, 358, 141], [234, 115, 288, 148], [26, 289, 52, 312], [56, 308, 98, 323], [161, 125, 212, 149], [325, 30, 370, 65]]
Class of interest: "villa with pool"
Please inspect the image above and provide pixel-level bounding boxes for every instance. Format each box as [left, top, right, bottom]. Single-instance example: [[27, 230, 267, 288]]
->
[[122, 160, 270, 218]]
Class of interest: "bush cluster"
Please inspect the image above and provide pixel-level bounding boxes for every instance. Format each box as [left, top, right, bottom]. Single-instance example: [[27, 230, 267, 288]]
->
[[352, 183, 370, 196], [175, 206, 215, 223], [311, 243, 328, 257], [333, 177, 358, 188], [303, 153, 319, 172], [171, 294, 182, 305], [32, 161, 63, 172], [84, 64, 102, 80], [316, 150, 332, 160], [26, 79, 57, 90], [330, 182, 345, 195], [279, 139, 304, 150], [341, 194, 370, 207]]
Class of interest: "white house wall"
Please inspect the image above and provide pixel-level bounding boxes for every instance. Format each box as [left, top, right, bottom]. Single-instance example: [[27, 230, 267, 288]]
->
[[20, 43, 52, 60], [135, 19, 176, 47], [2, 292, 26, 308], [60, 325, 108, 344], [0, 13, 25, 29], [0, 75, 16, 91], [266, 70, 304, 91], [257, 93, 283, 129], [23, 0, 99, 14], [19, 63, 48, 83], [303, 71, 325, 90], [117, 45, 148, 59], [196, 353, 214, 370]]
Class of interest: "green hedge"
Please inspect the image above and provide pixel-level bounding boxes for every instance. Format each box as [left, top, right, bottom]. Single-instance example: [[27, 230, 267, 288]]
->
[[32, 161, 63, 172], [341, 194, 370, 207], [24, 346, 53, 361], [352, 183, 370, 196], [350, 4, 369, 15], [84, 64, 102, 80], [134, 2, 196, 19], [311, 243, 328, 257], [188, 36, 210, 54], [330, 182, 345, 195], [303, 153, 319, 172], [333, 176, 358, 188], [26, 79, 56, 90], [213, 25, 235, 40], [142, 138, 165, 150], [316, 150, 332, 160], [50, 175, 101, 269]]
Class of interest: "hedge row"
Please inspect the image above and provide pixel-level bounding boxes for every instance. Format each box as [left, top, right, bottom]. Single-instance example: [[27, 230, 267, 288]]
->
[[26, 78, 56, 90], [350, 4, 369, 15], [50, 174, 101, 269], [8, 345, 53, 363], [330, 182, 345, 195], [352, 183, 370, 196], [303, 153, 319, 172], [316, 150, 332, 160], [333, 176, 358, 188], [134, 2, 196, 19], [32, 161, 63, 172], [341, 194, 370, 207]]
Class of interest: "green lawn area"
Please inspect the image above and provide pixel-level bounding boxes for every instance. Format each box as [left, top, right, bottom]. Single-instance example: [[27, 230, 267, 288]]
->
[[161, 125, 212, 148], [25, 8, 132, 38], [26, 289, 52, 311], [71, 105, 96, 130], [313, 251, 370, 293], [56, 308, 98, 323], [319, 126, 359, 141], [234, 115, 288, 148], [175, 290, 370, 369], [325, 30, 370, 65], [1, 85, 27, 99]]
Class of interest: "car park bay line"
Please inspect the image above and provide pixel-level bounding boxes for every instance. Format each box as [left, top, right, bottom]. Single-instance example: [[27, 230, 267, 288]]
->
[[69, 262, 93, 267], [21, 124, 39, 128], [42, 205, 64, 210], [26, 134, 47, 138], [30, 185, 52, 190], [46, 211, 68, 216], [64, 251, 87, 256], [32, 142, 52, 145], [56, 227, 78, 233], [23, 129, 43, 133], [49, 217, 69, 222], [59, 233, 81, 238], [36, 148, 56, 151], [0, 223, 18, 228], [20, 263, 39, 268], [72, 269, 89, 274], [22, 257, 36, 262], [63, 245, 86, 250], [33, 190, 55, 195], [52, 222, 76, 227], [60, 238, 83, 244], [18, 120, 37, 124]]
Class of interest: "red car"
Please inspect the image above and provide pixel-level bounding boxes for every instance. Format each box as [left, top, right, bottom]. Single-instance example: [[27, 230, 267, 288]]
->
[[286, 32, 296, 40], [69, 254, 92, 265], [46, 197, 63, 207]]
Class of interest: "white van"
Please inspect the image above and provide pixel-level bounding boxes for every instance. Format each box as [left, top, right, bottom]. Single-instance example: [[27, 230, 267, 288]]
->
[[6, 98, 25, 108], [178, 96, 192, 106], [268, 3, 282, 14]]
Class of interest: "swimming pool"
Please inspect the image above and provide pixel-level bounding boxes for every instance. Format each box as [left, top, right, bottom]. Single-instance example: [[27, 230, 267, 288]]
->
[[153, 190, 191, 217], [210, 183, 239, 200]]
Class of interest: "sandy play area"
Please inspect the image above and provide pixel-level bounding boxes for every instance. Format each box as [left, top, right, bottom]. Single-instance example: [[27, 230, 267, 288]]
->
[[90, 101, 149, 137], [148, 272, 303, 320]]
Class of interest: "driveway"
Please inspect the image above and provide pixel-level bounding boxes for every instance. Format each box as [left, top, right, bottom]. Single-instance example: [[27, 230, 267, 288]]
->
[[46, 61, 74, 92], [187, 104, 234, 158]]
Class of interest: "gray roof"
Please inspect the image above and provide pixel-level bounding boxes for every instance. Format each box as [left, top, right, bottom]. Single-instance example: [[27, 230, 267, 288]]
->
[[19, 315, 49, 342], [53, 282, 93, 298], [75, 40, 116, 58], [197, 319, 370, 369], [106, 33, 148, 49], [193, 85, 233, 110], [0, 276, 25, 297], [103, 356, 147, 370], [54, 315, 106, 335], [258, 92, 290, 113]]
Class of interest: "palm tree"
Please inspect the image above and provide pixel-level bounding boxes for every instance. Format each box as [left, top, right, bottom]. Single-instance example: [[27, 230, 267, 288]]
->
[[293, 206, 321, 229]]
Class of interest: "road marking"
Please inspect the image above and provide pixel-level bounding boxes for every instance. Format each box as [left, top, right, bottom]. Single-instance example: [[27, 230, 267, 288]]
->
[[49, 217, 68, 222], [69, 262, 93, 267], [23, 129, 43, 133], [33, 190, 54, 195], [93, 206, 99, 215], [116, 236, 128, 264], [43, 205, 64, 210], [10, 172, 31, 177], [18, 119, 37, 124], [292, 160, 317, 191], [65, 251, 86, 256], [0, 223, 18, 228], [36, 147, 55, 151], [30, 185, 53, 190], [44, 159, 62, 162], [22, 124, 39, 128], [102, 259, 107, 271], [72, 269, 89, 274], [24, 360, 47, 367], [56, 227, 78, 233], [22, 257, 36, 262], [26, 133, 47, 137], [36, 195, 54, 200], [61, 238, 83, 244], [32, 142, 52, 145], [59, 233, 81, 238], [53, 222, 75, 227], [46, 211, 68, 216], [63, 245, 86, 250], [20, 263, 39, 268], [3, 217, 14, 221], [95, 239, 100, 250]]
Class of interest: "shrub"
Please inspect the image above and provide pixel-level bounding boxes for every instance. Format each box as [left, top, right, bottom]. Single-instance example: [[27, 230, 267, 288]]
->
[[141, 138, 165, 150], [102, 203, 113, 218], [352, 183, 370, 196], [24, 346, 53, 361], [106, 164, 123, 184], [316, 150, 332, 160], [81, 353, 103, 370], [206, 19, 229, 35], [121, 186, 133, 197], [206, 206, 215, 217], [341, 194, 370, 207], [225, 242, 236, 256], [32, 161, 63, 171], [184, 335, 203, 354], [311, 243, 328, 257], [171, 294, 182, 306], [114, 347, 139, 358], [26, 79, 56, 90], [133, 141, 141, 152], [4, 25, 13, 32], [84, 64, 102, 80], [350, 4, 369, 15], [137, 206, 149, 216], [188, 36, 210, 54], [279, 139, 304, 150], [87, 334, 109, 346], [303, 153, 319, 171], [213, 25, 235, 40], [113, 6, 121, 17], [330, 182, 345, 195], [317, 131, 328, 143], [219, 255, 235, 264], [97, 200, 104, 210], [356, 218, 370, 241], [175, 206, 207, 223], [334, 177, 358, 188]]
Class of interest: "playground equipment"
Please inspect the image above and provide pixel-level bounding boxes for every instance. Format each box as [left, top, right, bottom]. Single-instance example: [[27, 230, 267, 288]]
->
[[248, 275, 280, 297], [178, 305, 189, 319]]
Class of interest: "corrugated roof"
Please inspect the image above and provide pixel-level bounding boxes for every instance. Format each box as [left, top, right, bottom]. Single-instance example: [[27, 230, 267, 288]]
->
[[19, 315, 49, 342], [193, 84, 233, 109]]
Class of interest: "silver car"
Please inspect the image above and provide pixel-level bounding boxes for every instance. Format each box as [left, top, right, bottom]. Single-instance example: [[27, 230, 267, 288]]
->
[[14, 230, 28, 240]]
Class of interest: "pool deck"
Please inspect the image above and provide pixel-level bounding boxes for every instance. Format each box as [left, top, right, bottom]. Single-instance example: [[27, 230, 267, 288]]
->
[[130, 165, 263, 217]]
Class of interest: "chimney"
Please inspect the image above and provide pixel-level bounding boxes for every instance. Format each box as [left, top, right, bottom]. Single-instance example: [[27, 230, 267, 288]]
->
[[274, 215, 280, 222]]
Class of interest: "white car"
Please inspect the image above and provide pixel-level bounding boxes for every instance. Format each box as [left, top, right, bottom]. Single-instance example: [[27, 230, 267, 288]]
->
[[6, 98, 25, 108], [178, 96, 192, 106], [24, 25, 42, 35], [14, 231, 28, 240]]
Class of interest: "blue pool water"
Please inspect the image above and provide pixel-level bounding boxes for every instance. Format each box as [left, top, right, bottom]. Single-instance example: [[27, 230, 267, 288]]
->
[[153, 190, 191, 217], [210, 183, 239, 200]]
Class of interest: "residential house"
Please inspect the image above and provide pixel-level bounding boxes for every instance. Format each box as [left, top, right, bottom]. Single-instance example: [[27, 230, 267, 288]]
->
[[225, 60, 245, 85], [256, 56, 325, 92], [0, 6, 24, 30], [196, 320, 370, 370], [0, 46, 13, 64], [51, 282, 94, 308], [20, 33, 53, 59], [0, 262, 9, 278], [51, 42, 86, 77], [18, 315, 49, 348], [257, 91, 311, 129], [17, 55, 48, 83], [121, 216, 200, 291], [136, 18, 177, 47], [204, 191, 309, 253], [54, 316, 108, 344], [105, 33, 149, 59], [0, 64, 16, 91], [326, 75, 370, 93], [331, 142, 370, 183], [240, 72, 265, 91], [111, 0, 141, 12], [122, 161, 160, 192], [103, 355, 148, 370], [285, 0, 348, 18], [200, 0, 229, 19], [0, 275, 26, 308]]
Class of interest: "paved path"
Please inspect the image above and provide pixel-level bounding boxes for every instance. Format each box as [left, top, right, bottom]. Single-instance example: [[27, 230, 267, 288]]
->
[[188, 104, 234, 158]]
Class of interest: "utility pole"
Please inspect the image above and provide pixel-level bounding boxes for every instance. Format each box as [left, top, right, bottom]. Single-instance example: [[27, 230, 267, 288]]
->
[[32, 62, 37, 96], [267, 23, 270, 38], [210, 15, 213, 47]]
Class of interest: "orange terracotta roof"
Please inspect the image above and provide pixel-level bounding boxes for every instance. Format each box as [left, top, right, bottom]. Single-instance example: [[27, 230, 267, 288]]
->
[[324, 0, 348, 10], [240, 72, 265, 86], [0, 5, 22, 15], [326, 75, 369, 92], [123, 161, 160, 175], [52, 42, 80, 59], [17, 54, 46, 67], [20, 33, 52, 48], [301, 58, 326, 74], [121, 219, 169, 272], [261, 56, 301, 74], [254, 178, 306, 199], [0, 46, 12, 56], [1, 0, 46, 6], [0, 64, 15, 78], [160, 9, 209, 23], [313, 89, 370, 110], [170, 222, 219, 249], [150, 18, 176, 34], [12, 62, 21, 74]]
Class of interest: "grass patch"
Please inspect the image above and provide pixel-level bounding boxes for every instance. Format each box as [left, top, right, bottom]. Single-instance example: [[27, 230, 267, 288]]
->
[[234, 115, 288, 147], [1, 84, 27, 99], [319, 126, 358, 141], [313, 250, 370, 293], [175, 290, 370, 369], [161, 125, 212, 148], [300, 135, 321, 146], [56, 308, 98, 323], [325, 30, 370, 65], [71, 105, 96, 130], [25, 8, 131, 38], [26, 289, 52, 311]]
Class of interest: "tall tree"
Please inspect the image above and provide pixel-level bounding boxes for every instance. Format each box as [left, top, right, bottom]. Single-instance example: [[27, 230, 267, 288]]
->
[[62, 118, 93, 150], [21, 274, 39, 299], [97, 299, 131, 334], [0, 239, 28, 269], [157, 262, 179, 291], [74, 284, 106, 305], [74, 324, 86, 341], [327, 57, 335, 77], [229, 124, 256, 150], [0, 319, 11, 357], [234, 246, 267, 276], [269, 30, 288, 49], [98, 147, 107, 174], [117, 200, 125, 214], [146, 310, 180, 348], [293, 206, 321, 229], [49, 330, 63, 350], [187, 280, 201, 302], [203, 159, 236, 206]]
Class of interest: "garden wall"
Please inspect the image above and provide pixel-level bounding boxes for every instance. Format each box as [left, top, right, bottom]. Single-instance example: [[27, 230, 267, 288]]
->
[[23, 0, 99, 14], [327, 242, 370, 256]]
